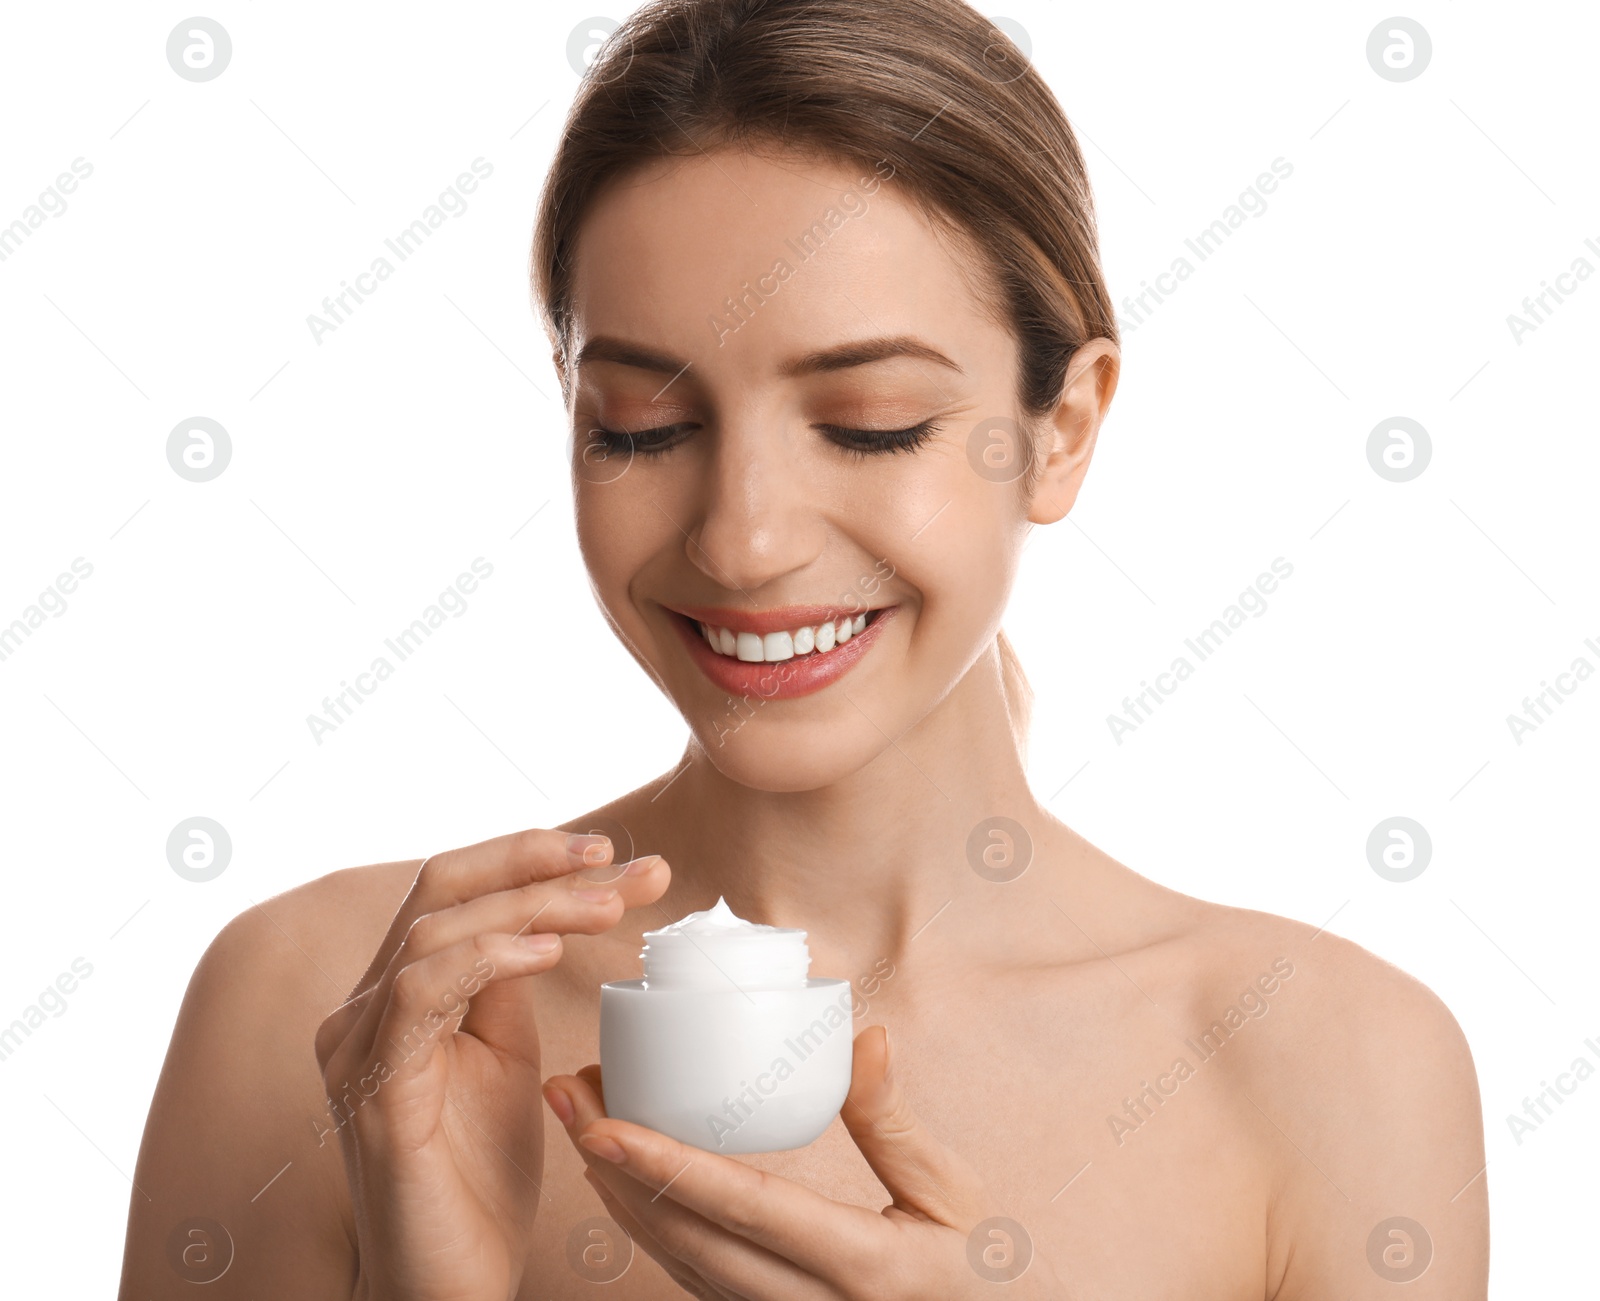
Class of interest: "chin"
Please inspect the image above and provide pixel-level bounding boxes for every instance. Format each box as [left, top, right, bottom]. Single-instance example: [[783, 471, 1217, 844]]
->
[[688, 716, 889, 793]]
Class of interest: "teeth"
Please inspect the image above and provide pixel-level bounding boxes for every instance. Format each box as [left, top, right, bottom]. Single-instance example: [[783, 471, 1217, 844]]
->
[[697, 611, 877, 662]]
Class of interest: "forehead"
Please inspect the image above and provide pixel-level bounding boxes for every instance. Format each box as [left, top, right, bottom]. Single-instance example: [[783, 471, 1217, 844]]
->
[[567, 148, 1006, 382]]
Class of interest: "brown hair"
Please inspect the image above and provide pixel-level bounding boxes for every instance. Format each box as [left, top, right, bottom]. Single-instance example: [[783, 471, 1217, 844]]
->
[[531, 0, 1118, 748]]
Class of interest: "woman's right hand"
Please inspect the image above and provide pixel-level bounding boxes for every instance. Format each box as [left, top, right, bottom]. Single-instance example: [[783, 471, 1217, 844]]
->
[[312, 828, 670, 1301]]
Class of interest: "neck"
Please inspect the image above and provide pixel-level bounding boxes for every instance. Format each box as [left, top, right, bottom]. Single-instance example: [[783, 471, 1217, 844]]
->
[[637, 643, 1053, 971]]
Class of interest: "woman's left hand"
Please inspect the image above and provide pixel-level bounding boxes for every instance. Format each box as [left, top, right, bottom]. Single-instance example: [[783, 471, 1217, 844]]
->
[[542, 1025, 1066, 1299]]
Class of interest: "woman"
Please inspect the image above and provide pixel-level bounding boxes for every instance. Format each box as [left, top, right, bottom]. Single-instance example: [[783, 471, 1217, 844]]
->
[[119, 0, 1489, 1295]]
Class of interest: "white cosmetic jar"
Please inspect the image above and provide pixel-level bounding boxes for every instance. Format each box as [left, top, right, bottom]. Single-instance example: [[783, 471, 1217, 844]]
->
[[600, 898, 854, 1154]]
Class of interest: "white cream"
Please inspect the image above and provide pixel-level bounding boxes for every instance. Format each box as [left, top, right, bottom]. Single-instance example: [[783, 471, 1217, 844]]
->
[[600, 896, 854, 1153], [640, 896, 810, 989], [649, 895, 752, 935]]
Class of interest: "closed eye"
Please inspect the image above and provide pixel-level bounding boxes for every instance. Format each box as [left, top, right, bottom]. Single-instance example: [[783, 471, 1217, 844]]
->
[[585, 420, 942, 459], [817, 420, 941, 458]]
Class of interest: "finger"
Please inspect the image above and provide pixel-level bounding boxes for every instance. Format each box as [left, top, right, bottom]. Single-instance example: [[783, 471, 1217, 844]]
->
[[582, 1167, 736, 1300], [567, 1113, 812, 1300], [352, 857, 667, 1060], [361, 931, 563, 1082], [347, 827, 652, 1003], [546, 1071, 866, 1295], [839, 1025, 988, 1227], [315, 985, 376, 1072], [576, 1062, 605, 1112]]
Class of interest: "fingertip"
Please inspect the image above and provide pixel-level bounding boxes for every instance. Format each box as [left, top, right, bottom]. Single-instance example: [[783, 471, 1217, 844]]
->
[[855, 1022, 890, 1066], [578, 1131, 628, 1164], [574, 1062, 607, 1114], [566, 832, 614, 869], [620, 856, 671, 905], [848, 1024, 894, 1104], [542, 1081, 576, 1127]]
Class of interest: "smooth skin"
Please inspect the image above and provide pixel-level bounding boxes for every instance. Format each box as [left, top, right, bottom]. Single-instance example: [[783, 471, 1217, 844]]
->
[[119, 148, 1488, 1298]]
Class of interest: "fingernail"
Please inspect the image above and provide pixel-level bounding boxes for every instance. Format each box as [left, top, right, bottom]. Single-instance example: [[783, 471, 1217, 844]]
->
[[543, 1085, 575, 1127], [519, 933, 560, 953], [623, 854, 662, 875], [882, 1026, 893, 1082], [579, 1132, 627, 1164], [571, 886, 618, 903], [566, 833, 611, 867]]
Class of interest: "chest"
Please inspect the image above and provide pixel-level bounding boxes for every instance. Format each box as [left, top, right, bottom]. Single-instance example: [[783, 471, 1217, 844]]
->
[[518, 958, 1272, 1299]]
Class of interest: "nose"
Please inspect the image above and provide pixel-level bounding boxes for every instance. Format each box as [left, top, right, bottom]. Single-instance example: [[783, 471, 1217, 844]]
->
[[684, 422, 826, 597]]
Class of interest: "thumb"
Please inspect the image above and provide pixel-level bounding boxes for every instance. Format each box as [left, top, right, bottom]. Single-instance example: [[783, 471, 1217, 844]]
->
[[840, 1025, 989, 1227]]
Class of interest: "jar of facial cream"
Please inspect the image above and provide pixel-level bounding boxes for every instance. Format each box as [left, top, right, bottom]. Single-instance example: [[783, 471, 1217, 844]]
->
[[600, 897, 854, 1153]]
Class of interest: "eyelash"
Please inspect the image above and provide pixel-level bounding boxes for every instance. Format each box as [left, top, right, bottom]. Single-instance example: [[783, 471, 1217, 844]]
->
[[586, 420, 942, 460]]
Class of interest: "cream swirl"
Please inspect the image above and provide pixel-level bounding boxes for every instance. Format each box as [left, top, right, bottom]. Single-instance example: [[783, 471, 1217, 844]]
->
[[640, 896, 810, 989]]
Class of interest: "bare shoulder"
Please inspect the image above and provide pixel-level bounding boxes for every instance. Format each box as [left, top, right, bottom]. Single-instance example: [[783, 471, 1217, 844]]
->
[[1185, 901, 1483, 1148], [1153, 890, 1488, 1298], [119, 858, 418, 1299]]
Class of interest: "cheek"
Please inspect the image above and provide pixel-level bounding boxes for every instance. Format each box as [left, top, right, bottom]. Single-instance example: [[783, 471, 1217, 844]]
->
[[889, 487, 1019, 636], [574, 481, 659, 605], [904, 539, 1010, 626]]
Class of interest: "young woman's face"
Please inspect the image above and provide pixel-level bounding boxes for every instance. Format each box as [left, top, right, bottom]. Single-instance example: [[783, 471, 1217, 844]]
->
[[564, 147, 1091, 792]]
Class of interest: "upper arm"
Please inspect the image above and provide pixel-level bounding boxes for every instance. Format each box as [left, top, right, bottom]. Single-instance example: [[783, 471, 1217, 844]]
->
[[117, 898, 363, 1299], [1254, 931, 1489, 1299]]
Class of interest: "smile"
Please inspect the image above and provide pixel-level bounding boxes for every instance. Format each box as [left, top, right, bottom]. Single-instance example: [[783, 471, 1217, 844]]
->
[[663, 603, 896, 701], [697, 611, 871, 662]]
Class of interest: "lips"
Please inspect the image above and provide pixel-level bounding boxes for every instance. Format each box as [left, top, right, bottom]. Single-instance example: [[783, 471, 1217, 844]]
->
[[663, 603, 896, 700]]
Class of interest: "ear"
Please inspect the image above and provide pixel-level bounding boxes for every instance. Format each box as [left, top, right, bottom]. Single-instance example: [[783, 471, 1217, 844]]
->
[[1026, 338, 1119, 526]]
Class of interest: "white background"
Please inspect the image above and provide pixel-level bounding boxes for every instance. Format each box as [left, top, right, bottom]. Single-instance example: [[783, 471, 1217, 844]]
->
[[0, 1, 1594, 1294]]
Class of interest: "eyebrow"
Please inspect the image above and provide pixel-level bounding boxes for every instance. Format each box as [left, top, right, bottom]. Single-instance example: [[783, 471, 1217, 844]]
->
[[574, 333, 963, 377]]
